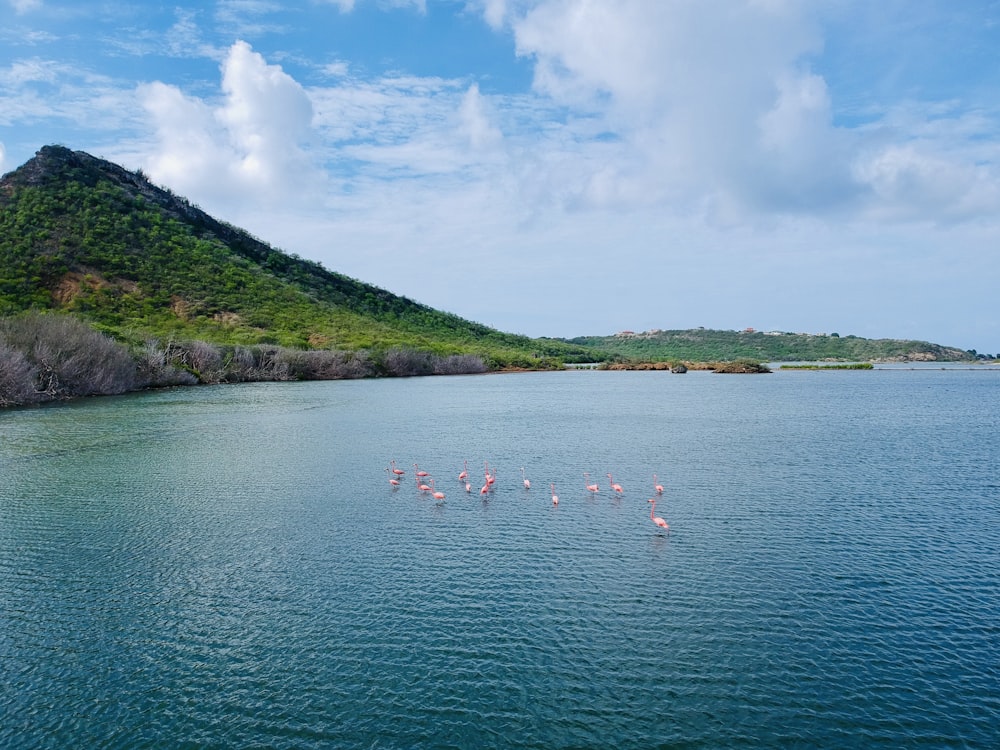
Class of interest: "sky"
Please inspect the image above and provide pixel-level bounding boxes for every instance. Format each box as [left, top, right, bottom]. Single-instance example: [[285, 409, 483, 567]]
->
[[2, 1, 999, 353]]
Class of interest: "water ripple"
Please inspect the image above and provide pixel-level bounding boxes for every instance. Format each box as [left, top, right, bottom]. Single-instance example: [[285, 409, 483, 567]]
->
[[2, 372, 999, 748]]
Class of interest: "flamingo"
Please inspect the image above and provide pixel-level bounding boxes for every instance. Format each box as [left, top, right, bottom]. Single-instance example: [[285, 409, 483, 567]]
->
[[480, 483, 489, 495], [654, 473, 664, 495], [550, 482, 559, 505], [385, 467, 400, 488], [648, 498, 669, 531], [465, 482, 472, 493], [521, 467, 531, 490], [429, 479, 445, 501], [485, 461, 495, 486], [584, 472, 600, 493], [417, 475, 432, 493], [413, 463, 430, 478], [607, 473, 624, 495], [390, 460, 405, 477], [458, 460, 469, 482]]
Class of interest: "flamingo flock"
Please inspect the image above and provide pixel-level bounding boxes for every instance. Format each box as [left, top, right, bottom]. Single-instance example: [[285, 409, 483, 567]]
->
[[384, 459, 673, 532]]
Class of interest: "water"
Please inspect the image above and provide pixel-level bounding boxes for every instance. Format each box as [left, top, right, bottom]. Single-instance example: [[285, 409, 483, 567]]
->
[[2, 368, 998, 748]]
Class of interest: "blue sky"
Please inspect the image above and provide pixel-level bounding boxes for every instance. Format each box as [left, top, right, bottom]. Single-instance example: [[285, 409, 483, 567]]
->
[[2, 0, 999, 353]]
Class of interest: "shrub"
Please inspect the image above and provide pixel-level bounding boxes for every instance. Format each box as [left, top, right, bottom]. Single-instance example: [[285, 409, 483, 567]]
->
[[382, 347, 435, 377], [0, 312, 138, 400], [433, 354, 487, 375], [0, 341, 40, 406], [282, 349, 375, 380], [171, 339, 225, 383], [134, 339, 198, 388]]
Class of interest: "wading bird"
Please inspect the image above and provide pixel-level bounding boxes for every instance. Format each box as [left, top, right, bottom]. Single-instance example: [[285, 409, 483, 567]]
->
[[654, 473, 664, 495], [430, 479, 445, 502], [648, 498, 669, 531], [584, 472, 600, 493], [521, 467, 531, 490], [550, 483, 559, 506], [607, 473, 624, 496]]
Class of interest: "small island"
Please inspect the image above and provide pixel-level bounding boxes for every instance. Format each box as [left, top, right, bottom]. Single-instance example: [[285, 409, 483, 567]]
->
[[780, 363, 874, 370]]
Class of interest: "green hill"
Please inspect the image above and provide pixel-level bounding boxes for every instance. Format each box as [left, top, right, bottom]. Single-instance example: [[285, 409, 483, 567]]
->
[[566, 328, 972, 363], [0, 145, 591, 367]]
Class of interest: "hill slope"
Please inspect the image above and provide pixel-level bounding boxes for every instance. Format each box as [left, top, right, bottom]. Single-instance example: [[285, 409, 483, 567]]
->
[[0, 145, 590, 366]]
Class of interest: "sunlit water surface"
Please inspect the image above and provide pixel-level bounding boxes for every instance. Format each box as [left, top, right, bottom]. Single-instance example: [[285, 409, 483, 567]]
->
[[2, 367, 998, 748]]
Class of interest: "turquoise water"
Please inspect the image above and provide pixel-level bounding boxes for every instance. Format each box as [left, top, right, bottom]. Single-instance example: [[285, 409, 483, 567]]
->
[[1, 368, 998, 748]]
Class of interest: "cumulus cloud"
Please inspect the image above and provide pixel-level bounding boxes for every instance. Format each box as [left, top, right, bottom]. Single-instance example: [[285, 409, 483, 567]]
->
[[140, 40, 322, 210], [498, 0, 1000, 224], [219, 41, 315, 180]]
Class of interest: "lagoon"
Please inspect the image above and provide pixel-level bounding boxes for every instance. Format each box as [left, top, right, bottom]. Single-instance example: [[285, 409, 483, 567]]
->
[[2, 367, 998, 748]]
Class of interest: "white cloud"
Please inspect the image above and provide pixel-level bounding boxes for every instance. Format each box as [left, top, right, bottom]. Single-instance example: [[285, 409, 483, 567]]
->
[[10, 0, 42, 14], [219, 41, 315, 179], [140, 41, 322, 210], [318, 0, 428, 14], [321, 0, 355, 11], [138, 81, 231, 191], [854, 142, 1000, 223], [164, 8, 223, 60], [458, 83, 502, 150], [495, 0, 1000, 226], [477, 0, 508, 30], [0, 141, 7, 175]]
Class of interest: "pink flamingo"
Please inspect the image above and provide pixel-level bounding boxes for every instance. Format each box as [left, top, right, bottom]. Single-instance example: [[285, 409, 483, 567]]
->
[[550, 482, 559, 505], [390, 460, 405, 477], [385, 467, 400, 488], [465, 481, 472, 493], [607, 473, 624, 495], [413, 463, 430, 478], [429, 479, 445, 501], [485, 461, 495, 486], [654, 473, 664, 495], [458, 460, 468, 481], [417, 475, 432, 492], [584, 472, 600, 493], [521, 467, 531, 490], [648, 498, 669, 531]]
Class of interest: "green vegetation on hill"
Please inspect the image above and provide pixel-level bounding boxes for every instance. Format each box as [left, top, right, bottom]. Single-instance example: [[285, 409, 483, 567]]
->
[[565, 328, 973, 363], [0, 145, 593, 369]]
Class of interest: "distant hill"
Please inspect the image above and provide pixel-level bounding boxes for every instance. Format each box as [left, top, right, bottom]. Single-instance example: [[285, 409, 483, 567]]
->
[[0, 145, 591, 368], [566, 328, 972, 363]]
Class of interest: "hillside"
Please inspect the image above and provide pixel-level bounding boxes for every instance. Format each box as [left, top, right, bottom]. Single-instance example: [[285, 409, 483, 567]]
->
[[566, 328, 973, 363], [0, 145, 592, 367]]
